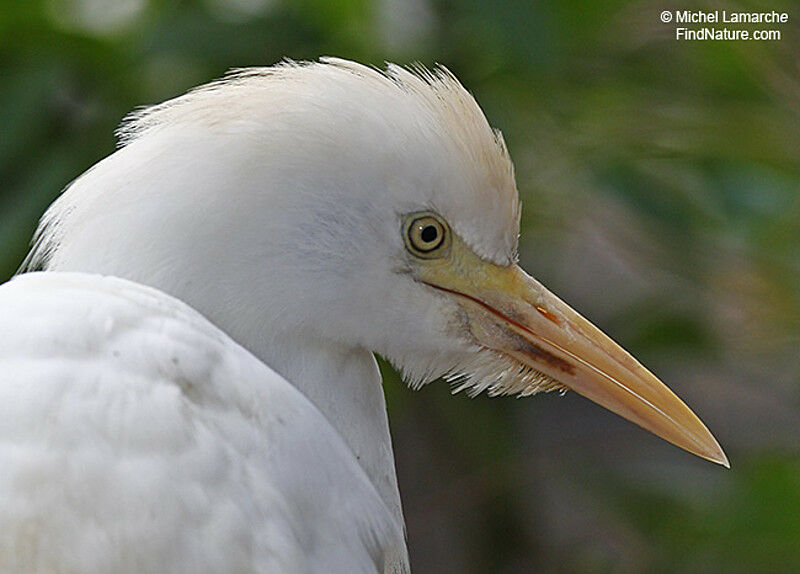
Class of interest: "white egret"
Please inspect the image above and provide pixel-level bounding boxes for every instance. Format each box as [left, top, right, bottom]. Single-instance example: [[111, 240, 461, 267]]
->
[[1, 58, 727, 573]]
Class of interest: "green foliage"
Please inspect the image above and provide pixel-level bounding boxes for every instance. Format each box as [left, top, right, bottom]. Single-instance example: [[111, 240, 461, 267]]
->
[[592, 456, 800, 572]]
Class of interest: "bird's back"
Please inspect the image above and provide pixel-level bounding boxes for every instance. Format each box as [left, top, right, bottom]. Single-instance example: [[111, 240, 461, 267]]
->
[[0, 272, 406, 574]]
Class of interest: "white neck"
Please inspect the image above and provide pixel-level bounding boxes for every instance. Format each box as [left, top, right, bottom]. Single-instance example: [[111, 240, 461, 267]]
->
[[254, 335, 404, 527]]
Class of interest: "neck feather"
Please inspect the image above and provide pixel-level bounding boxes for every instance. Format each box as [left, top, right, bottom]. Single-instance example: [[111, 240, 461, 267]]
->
[[257, 335, 404, 527]]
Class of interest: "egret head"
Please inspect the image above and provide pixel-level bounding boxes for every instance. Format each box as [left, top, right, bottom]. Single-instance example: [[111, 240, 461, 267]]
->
[[29, 58, 727, 466]]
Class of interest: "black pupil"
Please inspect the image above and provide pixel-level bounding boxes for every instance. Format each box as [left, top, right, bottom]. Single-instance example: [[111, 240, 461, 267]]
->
[[420, 225, 438, 244]]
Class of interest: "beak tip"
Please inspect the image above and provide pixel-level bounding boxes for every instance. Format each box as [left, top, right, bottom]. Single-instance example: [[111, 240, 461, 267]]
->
[[699, 436, 730, 469], [712, 446, 731, 469]]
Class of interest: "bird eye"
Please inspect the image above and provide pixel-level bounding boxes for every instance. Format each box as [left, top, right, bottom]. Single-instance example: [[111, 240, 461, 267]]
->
[[404, 213, 450, 258]]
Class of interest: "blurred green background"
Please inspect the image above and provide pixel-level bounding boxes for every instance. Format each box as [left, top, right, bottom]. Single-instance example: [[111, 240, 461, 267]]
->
[[1, 0, 799, 571]]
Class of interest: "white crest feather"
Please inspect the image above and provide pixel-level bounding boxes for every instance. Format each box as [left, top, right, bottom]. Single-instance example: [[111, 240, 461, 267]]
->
[[26, 58, 520, 272]]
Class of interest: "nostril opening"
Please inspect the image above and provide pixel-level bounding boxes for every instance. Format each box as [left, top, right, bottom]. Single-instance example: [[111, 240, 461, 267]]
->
[[535, 305, 560, 325]]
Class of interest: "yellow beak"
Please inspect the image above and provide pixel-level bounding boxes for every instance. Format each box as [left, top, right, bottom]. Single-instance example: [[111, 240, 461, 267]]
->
[[419, 237, 729, 467]]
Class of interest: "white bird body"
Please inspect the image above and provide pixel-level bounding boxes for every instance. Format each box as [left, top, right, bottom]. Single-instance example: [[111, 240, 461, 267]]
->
[[0, 272, 405, 573], [1, 58, 726, 573]]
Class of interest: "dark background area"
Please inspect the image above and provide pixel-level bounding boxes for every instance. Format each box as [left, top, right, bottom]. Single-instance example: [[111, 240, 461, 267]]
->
[[1, 0, 799, 571]]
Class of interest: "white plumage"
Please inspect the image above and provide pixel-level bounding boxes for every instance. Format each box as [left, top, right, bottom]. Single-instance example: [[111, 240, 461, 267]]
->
[[0, 273, 404, 573], [1, 58, 726, 574]]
